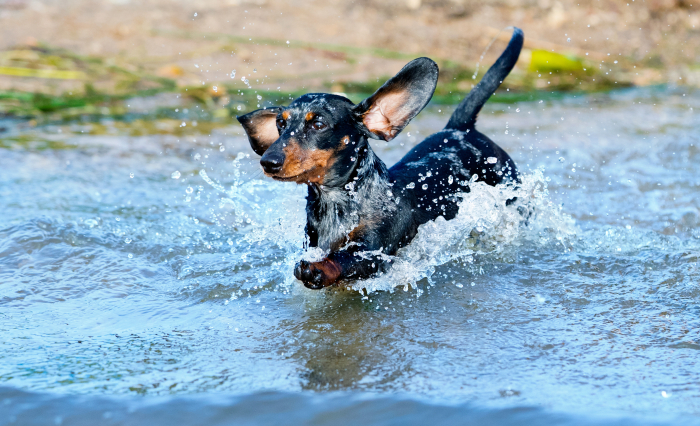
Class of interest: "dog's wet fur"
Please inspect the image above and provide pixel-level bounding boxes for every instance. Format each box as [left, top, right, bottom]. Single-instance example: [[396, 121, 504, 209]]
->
[[237, 28, 524, 289]]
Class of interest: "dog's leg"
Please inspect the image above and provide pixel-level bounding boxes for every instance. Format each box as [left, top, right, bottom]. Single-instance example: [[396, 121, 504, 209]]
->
[[294, 259, 342, 289], [294, 248, 386, 289]]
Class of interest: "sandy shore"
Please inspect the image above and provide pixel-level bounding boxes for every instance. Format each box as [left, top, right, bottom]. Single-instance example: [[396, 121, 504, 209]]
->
[[0, 0, 698, 109]]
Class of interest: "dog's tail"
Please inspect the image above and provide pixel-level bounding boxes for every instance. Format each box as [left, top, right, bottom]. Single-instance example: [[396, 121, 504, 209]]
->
[[445, 27, 524, 131]]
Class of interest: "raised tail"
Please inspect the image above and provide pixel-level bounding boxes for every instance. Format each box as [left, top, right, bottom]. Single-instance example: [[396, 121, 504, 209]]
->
[[445, 27, 524, 131]]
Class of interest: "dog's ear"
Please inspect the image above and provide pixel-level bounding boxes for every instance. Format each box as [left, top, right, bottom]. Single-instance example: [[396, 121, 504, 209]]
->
[[354, 58, 438, 141], [236, 107, 282, 155]]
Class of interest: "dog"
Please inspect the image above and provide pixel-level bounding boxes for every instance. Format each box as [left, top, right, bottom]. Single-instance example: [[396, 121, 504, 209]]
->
[[237, 28, 524, 289]]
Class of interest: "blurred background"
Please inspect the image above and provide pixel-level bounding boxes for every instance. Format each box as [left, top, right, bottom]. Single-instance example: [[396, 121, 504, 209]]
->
[[0, 0, 698, 121]]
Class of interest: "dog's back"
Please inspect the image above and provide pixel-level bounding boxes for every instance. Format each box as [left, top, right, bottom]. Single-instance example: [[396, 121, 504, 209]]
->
[[389, 28, 524, 225]]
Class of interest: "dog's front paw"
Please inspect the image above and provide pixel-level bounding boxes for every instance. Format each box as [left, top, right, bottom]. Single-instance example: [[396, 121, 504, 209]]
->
[[294, 260, 324, 289], [294, 259, 341, 289]]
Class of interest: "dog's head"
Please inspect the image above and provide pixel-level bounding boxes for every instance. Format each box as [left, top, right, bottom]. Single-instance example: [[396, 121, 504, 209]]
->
[[236, 57, 438, 186]]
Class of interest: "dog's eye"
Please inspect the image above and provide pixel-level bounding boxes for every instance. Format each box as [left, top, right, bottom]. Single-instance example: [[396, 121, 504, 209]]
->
[[311, 120, 327, 130], [276, 118, 287, 129]]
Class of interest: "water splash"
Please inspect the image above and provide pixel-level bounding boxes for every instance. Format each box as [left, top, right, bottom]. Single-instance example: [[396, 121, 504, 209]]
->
[[202, 162, 577, 294], [354, 169, 577, 293]]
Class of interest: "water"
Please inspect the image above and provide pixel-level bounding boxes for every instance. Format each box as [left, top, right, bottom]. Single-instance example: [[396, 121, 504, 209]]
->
[[1, 87, 699, 425]]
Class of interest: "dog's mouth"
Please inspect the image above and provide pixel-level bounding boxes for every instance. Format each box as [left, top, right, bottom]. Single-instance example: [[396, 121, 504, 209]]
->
[[264, 166, 323, 184], [264, 171, 304, 182], [265, 168, 320, 183], [270, 174, 301, 182]]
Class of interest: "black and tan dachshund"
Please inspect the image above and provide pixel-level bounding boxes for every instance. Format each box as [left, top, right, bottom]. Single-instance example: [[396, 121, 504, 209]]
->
[[237, 28, 524, 289]]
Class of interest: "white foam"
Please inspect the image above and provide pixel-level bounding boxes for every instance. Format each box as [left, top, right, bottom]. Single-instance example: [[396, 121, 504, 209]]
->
[[353, 169, 577, 293], [214, 154, 577, 294]]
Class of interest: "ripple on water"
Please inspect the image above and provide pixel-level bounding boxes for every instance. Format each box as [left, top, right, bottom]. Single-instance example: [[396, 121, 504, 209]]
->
[[0, 89, 699, 419]]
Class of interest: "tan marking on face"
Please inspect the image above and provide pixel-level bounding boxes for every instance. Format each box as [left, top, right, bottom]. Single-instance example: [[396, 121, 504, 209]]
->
[[282, 110, 291, 120], [272, 139, 335, 184], [339, 135, 350, 149], [305, 112, 315, 121]]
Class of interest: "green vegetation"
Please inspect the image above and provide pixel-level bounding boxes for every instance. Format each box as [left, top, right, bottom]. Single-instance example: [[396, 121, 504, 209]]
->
[[0, 41, 634, 125], [0, 134, 78, 151]]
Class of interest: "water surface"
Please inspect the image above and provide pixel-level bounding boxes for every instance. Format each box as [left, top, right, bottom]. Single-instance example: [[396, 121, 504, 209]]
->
[[1, 87, 699, 424]]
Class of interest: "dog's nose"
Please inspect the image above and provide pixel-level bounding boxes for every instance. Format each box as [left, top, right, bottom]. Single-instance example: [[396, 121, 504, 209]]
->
[[260, 152, 284, 174]]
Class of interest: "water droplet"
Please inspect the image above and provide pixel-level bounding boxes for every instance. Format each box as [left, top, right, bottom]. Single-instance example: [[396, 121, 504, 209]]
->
[[124, 238, 132, 244], [567, 37, 571, 42], [558, 157, 565, 163], [193, 12, 197, 16], [256, 95, 262, 100], [230, 70, 236, 79], [129, 173, 134, 178], [237, 105, 242, 111], [487, 157, 498, 164], [212, 86, 218, 92], [171, 171, 181, 179], [422, 184, 428, 190], [448, 175, 453, 184], [219, 145, 225, 152], [456, 283, 464, 288], [127, 253, 133, 259], [406, 182, 415, 189], [186, 186, 193, 194]]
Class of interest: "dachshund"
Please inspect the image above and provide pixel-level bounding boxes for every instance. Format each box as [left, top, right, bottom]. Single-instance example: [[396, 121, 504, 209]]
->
[[237, 28, 524, 289]]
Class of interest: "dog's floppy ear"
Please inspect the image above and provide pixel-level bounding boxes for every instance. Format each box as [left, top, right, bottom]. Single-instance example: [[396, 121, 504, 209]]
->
[[354, 58, 438, 141], [236, 107, 282, 155]]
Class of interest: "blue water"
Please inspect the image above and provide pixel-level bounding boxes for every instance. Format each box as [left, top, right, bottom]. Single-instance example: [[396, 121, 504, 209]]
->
[[1, 87, 699, 424]]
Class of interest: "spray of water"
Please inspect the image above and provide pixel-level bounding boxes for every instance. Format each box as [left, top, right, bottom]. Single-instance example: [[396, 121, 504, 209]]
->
[[356, 169, 577, 293], [200, 156, 576, 294]]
